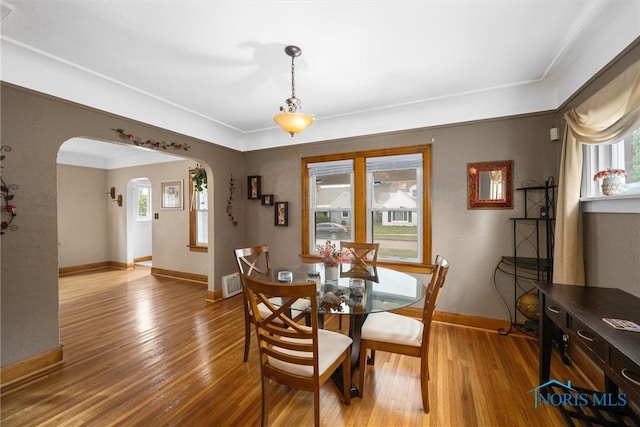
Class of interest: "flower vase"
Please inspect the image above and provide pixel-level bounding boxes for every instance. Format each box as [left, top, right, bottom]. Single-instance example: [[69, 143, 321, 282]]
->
[[324, 265, 339, 281], [601, 176, 624, 196]]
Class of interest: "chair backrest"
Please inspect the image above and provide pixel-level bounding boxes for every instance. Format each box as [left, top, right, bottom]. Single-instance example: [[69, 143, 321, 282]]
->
[[233, 244, 272, 278], [339, 241, 379, 282], [421, 255, 449, 354], [242, 273, 321, 382]]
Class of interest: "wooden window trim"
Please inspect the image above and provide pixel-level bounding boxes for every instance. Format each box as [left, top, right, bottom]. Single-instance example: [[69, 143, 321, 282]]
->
[[189, 168, 208, 253], [301, 145, 432, 273]]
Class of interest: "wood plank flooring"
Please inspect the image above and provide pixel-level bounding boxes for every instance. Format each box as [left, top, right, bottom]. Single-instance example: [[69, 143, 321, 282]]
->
[[1, 267, 595, 426]]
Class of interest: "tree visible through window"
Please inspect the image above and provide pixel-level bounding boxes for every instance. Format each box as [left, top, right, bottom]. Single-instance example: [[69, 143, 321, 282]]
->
[[189, 167, 208, 252], [136, 181, 151, 221], [583, 126, 640, 197]]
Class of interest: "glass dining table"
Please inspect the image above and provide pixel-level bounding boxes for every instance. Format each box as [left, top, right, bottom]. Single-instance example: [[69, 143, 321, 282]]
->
[[269, 263, 426, 396]]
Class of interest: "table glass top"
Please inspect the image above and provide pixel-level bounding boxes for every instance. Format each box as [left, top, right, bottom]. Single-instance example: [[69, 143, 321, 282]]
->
[[270, 264, 425, 316]]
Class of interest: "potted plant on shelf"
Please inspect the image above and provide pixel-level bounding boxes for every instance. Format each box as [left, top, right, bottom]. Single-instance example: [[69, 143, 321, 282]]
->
[[593, 168, 626, 195], [317, 240, 350, 281]]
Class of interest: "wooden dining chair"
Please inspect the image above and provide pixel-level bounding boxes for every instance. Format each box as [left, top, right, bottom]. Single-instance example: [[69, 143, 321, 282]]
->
[[233, 245, 309, 362], [329, 241, 380, 330], [234, 245, 272, 362], [358, 255, 449, 413], [242, 274, 352, 427], [339, 241, 379, 282]]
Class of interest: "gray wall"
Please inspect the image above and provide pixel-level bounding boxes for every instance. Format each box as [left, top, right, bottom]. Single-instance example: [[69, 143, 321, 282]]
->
[[243, 114, 562, 321], [1, 84, 244, 366], [583, 213, 640, 296]]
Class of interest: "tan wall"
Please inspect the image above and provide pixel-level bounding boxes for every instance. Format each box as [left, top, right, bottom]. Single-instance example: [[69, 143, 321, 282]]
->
[[1, 84, 244, 366], [243, 114, 562, 321], [57, 165, 109, 268]]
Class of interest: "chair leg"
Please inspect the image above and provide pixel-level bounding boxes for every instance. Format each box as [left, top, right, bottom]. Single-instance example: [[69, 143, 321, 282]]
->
[[314, 388, 320, 427], [342, 352, 351, 405], [358, 345, 367, 398], [243, 312, 251, 362], [420, 357, 430, 413], [261, 376, 269, 427]]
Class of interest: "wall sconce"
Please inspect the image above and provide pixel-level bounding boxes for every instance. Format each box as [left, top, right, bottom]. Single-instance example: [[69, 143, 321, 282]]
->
[[107, 187, 116, 199], [117, 194, 123, 207]]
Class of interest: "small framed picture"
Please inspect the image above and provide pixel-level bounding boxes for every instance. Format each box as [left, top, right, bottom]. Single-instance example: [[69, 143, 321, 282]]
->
[[161, 180, 183, 210], [275, 201, 288, 227], [248, 176, 261, 200], [261, 194, 274, 206]]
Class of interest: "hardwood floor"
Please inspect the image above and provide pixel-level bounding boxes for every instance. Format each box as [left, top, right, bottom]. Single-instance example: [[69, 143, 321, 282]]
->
[[1, 267, 595, 426]]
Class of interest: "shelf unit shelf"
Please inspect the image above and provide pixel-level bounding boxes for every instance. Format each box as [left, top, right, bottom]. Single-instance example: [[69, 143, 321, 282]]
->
[[497, 178, 557, 336]]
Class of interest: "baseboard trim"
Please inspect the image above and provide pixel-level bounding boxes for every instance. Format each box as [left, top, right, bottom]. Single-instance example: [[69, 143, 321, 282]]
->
[[1, 347, 63, 388], [133, 255, 152, 263], [150, 267, 207, 284], [395, 306, 512, 332], [59, 261, 132, 275], [206, 290, 222, 302]]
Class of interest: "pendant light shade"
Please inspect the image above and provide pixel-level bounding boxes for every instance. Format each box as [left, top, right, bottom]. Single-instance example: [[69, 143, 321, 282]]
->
[[274, 45, 313, 137], [274, 112, 314, 136]]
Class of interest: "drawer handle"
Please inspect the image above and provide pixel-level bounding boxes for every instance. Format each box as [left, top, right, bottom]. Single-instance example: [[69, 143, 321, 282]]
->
[[547, 306, 561, 314], [621, 368, 640, 387], [576, 330, 594, 342]]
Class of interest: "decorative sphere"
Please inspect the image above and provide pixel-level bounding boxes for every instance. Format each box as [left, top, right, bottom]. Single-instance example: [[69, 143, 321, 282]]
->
[[517, 293, 540, 320]]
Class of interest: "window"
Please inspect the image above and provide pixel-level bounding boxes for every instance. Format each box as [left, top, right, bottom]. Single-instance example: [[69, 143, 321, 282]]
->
[[302, 145, 431, 272], [582, 126, 640, 198], [135, 181, 151, 221], [189, 168, 208, 252]]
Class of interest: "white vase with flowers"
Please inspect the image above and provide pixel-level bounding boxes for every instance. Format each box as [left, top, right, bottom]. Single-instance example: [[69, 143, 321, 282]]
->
[[593, 168, 626, 196], [317, 240, 350, 281]]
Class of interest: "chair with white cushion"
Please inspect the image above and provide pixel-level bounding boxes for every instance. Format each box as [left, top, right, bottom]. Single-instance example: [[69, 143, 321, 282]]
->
[[243, 274, 352, 427], [234, 244, 308, 362], [358, 255, 449, 413]]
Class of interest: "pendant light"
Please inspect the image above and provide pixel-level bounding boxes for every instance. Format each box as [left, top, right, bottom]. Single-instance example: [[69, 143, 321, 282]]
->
[[274, 45, 313, 137]]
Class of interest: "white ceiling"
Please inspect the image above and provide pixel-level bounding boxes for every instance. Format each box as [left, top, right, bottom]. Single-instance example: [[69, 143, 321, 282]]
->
[[2, 0, 639, 165]]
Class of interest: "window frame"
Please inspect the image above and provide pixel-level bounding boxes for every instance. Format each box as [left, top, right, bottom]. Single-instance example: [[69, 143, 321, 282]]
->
[[134, 181, 151, 222], [188, 168, 208, 253], [301, 145, 432, 273]]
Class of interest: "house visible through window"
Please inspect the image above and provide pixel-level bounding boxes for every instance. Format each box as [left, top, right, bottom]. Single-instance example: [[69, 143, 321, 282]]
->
[[302, 145, 431, 272], [189, 168, 208, 252]]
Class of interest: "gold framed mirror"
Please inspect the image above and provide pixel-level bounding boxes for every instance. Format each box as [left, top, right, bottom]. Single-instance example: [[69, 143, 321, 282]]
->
[[467, 160, 513, 209]]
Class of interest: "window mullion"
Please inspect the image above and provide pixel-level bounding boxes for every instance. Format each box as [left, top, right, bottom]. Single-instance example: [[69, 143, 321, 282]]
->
[[353, 156, 367, 242]]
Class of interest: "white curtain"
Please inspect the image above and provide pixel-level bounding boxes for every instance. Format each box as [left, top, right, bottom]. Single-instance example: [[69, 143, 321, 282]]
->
[[554, 59, 640, 285]]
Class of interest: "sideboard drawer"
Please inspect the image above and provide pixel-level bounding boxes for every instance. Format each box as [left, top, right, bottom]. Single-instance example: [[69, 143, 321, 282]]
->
[[610, 349, 640, 397], [569, 317, 605, 362], [544, 299, 567, 329]]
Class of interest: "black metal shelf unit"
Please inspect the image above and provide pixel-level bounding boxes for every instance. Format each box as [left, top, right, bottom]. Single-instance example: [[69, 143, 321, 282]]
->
[[496, 178, 556, 335]]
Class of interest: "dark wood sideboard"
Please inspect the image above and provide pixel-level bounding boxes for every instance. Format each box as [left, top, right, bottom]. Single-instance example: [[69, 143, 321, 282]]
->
[[535, 282, 640, 409]]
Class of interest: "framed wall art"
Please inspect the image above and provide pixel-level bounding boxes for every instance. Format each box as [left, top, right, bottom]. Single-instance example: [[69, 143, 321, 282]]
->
[[261, 194, 274, 206], [248, 175, 261, 200], [161, 179, 183, 210], [274, 201, 288, 226]]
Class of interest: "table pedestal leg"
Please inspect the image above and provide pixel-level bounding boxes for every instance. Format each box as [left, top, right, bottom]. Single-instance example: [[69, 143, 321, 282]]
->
[[331, 313, 365, 398]]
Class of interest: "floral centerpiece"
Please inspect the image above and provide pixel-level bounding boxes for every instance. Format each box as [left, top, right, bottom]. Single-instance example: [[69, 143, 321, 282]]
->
[[593, 168, 626, 196], [317, 240, 350, 267]]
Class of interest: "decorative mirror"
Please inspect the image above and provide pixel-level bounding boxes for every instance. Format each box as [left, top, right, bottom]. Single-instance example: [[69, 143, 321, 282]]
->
[[467, 160, 513, 209]]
